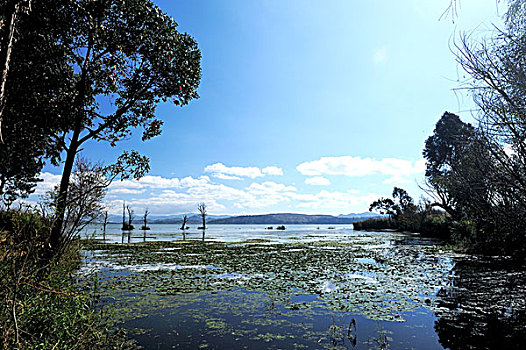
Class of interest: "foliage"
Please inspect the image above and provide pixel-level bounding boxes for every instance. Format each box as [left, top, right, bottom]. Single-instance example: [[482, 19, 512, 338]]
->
[[421, 0, 526, 259], [0, 208, 114, 349], [353, 218, 394, 231], [423, 112, 497, 221], [366, 188, 451, 238], [0, 0, 71, 204], [1, 0, 202, 257], [370, 187, 416, 220], [419, 213, 451, 239], [441, 0, 526, 259], [41, 156, 109, 257]]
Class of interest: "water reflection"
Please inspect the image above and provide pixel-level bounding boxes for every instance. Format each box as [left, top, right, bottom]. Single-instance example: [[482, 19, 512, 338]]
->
[[434, 258, 526, 349]]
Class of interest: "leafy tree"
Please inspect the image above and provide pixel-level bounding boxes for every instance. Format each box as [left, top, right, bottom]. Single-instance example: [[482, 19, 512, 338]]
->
[[368, 188, 449, 235], [422, 112, 480, 219], [0, 0, 72, 204], [440, 1, 526, 257], [369, 198, 396, 217], [370, 187, 415, 219], [392, 187, 415, 213], [2, 0, 201, 257], [423, 111, 526, 255]]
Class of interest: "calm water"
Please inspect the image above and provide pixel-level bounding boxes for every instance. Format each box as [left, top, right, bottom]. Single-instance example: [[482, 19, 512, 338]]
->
[[79, 224, 526, 349], [83, 223, 358, 243]]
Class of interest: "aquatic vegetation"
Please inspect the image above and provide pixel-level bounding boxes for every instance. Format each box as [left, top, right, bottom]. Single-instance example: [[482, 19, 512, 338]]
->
[[80, 232, 458, 322], [77, 229, 524, 349]]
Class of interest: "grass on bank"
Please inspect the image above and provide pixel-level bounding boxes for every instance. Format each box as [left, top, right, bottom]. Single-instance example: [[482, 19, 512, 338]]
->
[[0, 208, 124, 349]]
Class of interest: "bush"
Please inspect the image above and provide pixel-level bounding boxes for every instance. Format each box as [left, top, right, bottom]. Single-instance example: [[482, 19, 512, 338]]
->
[[419, 213, 451, 239], [353, 218, 395, 231], [0, 208, 110, 349]]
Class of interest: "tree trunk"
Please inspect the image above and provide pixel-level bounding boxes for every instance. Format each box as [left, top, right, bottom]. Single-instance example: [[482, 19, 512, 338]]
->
[[122, 202, 125, 229], [0, 1, 31, 143], [48, 129, 80, 259]]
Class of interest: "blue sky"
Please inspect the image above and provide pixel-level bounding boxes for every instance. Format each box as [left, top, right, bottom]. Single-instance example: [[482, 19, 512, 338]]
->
[[37, 0, 504, 216]]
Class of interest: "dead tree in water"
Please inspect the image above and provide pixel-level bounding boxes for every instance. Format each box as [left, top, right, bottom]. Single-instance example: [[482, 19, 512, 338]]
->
[[141, 208, 150, 230], [197, 202, 207, 241], [180, 215, 188, 240], [125, 205, 134, 230], [121, 201, 126, 230], [197, 203, 206, 229], [197, 203, 207, 229], [102, 211, 108, 241], [180, 215, 188, 230]]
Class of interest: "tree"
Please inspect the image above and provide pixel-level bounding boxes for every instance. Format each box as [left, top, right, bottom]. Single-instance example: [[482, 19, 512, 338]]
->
[[0, 1, 72, 204], [180, 215, 188, 230], [423, 112, 502, 223], [197, 202, 207, 230], [141, 208, 150, 230], [7, 0, 202, 257], [370, 187, 415, 219], [369, 187, 420, 231], [126, 205, 134, 230], [454, 0, 526, 200], [447, 1, 526, 256], [0, 0, 32, 142], [422, 112, 481, 219], [369, 198, 396, 218], [102, 210, 108, 241], [43, 156, 108, 255], [121, 201, 126, 230]]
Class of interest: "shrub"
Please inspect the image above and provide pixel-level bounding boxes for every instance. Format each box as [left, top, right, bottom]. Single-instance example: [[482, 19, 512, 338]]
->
[[0, 208, 110, 349], [419, 214, 451, 239], [353, 218, 395, 231]]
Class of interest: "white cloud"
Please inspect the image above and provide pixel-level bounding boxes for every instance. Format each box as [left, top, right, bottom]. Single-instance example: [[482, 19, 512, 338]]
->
[[262, 166, 284, 176], [204, 163, 284, 180], [28, 166, 381, 216], [248, 181, 296, 194], [297, 156, 425, 181], [382, 176, 411, 185], [109, 175, 210, 191], [214, 173, 243, 180], [305, 176, 331, 186], [33, 172, 61, 195], [110, 188, 146, 194], [288, 190, 380, 214], [373, 47, 388, 64], [204, 163, 263, 179]]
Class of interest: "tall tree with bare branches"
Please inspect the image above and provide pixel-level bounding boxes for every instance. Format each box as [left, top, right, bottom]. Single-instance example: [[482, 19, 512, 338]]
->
[[197, 202, 207, 230]]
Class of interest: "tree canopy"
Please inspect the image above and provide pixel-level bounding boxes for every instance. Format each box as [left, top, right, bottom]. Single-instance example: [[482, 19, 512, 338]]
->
[[1, 0, 202, 257]]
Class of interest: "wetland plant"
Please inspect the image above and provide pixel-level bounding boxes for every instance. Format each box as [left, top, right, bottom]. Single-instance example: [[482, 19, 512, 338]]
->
[[328, 316, 357, 347]]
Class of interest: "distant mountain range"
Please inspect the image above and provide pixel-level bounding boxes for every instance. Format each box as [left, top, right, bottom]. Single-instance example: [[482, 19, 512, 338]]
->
[[105, 212, 381, 225], [208, 213, 380, 225], [338, 212, 380, 219]]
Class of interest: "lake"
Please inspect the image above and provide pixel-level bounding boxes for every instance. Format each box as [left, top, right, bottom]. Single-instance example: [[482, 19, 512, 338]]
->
[[79, 224, 526, 349]]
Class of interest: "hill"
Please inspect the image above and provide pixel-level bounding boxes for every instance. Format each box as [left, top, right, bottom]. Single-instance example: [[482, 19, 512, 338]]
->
[[208, 213, 379, 225]]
